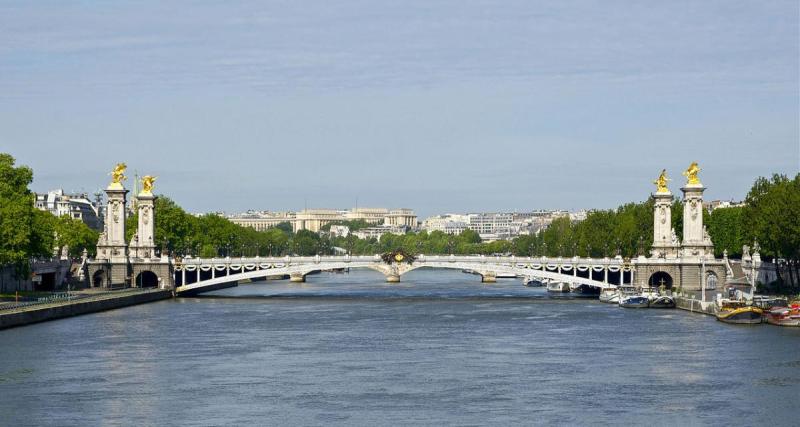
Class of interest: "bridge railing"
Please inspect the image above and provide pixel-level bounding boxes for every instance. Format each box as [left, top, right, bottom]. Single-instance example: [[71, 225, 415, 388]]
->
[[0, 288, 161, 313], [176, 254, 628, 267]]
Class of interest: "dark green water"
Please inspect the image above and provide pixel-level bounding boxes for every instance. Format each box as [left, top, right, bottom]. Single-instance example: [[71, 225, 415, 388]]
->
[[1, 269, 797, 426]]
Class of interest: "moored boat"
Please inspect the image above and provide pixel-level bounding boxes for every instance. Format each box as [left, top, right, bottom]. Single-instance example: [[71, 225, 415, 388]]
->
[[764, 308, 800, 327], [524, 278, 544, 287], [599, 288, 619, 304], [716, 300, 763, 325], [546, 281, 571, 293], [649, 295, 676, 309], [619, 295, 649, 308], [570, 283, 601, 298]]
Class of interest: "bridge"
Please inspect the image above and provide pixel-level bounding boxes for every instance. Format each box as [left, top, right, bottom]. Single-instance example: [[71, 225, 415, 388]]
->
[[173, 254, 632, 295], [87, 161, 732, 301]]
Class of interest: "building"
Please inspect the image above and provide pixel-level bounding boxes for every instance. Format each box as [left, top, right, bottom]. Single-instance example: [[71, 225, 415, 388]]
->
[[227, 211, 295, 231], [421, 210, 579, 241], [229, 207, 418, 233], [384, 208, 418, 228], [704, 200, 745, 211], [329, 225, 350, 238], [466, 213, 515, 240], [421, 214, 469, 235], [34, 189, 103, 230], [352, 225, 410, 240]]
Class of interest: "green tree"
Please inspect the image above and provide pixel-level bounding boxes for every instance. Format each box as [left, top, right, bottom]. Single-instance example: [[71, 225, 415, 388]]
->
[[0, 154, 40, 276], [54, 214, 99, 257], [706, 206, 745, 258], [275, 221, 294, 234], [742, 174, 800, 287]]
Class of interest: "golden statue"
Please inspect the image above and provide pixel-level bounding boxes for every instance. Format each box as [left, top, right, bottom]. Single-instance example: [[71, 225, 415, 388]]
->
[[109, 163, 127, 188], [653, 169, 671, 193], [141, 175, 157, 194], [682, 162, 701, 185]]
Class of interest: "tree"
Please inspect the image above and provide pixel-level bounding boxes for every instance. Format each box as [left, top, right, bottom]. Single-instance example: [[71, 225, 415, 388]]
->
[[707, 206, 745, 258], [53, 215, 99, 257], [0, 154, 38, 276], [275, 221, 294, 234], [459, 229, 482, 244], [742, 174, 800, 288]]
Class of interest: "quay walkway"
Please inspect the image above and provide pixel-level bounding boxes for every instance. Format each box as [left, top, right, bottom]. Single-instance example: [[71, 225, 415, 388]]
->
[[0, 288, 172, 330]]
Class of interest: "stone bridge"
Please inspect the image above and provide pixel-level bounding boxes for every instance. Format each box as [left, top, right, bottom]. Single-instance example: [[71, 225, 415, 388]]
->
[[174, 255, 633, 295]]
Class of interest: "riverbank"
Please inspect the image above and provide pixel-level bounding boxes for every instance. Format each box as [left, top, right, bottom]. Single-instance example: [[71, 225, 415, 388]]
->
[[0, 288, 172, 330], [675, 296, 717, 316]]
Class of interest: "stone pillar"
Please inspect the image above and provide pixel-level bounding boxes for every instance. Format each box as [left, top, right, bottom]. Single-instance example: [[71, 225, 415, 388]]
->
[[681, 183, 714, 259], [134, 192, 157, 259], [104, 186, 129, 263], [481, 271, 497, 283], [385, 273, 401, 283], [290, 272, 306, 283], [650, 191, 676, 258]]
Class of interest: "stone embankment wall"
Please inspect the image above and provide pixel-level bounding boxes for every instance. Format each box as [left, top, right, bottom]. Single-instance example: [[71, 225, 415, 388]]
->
[[675, 296, 717, 316], [0, 290, 172, 330]]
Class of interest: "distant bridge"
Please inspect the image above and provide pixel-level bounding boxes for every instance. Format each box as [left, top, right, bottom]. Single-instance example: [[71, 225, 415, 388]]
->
[[174, 255, 633, 295]]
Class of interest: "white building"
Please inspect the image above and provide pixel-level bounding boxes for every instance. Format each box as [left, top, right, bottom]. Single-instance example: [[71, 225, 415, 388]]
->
[[34, 189, 103, 230], [352, 225, 409, 240], [227, 211, 296, 231], [421, 214, 469, 235], [467, 213, 515, 240], [329, 225, 350, 238], [229, 207, 417, 233], [422, 210, 580, 241]]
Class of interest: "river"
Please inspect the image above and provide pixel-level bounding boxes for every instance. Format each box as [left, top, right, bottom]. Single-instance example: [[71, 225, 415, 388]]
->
[[1, 269, 797, 426]]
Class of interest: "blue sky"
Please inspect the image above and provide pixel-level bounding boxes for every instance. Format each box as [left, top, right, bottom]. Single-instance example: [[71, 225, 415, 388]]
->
[[1, 0, 797, 217]]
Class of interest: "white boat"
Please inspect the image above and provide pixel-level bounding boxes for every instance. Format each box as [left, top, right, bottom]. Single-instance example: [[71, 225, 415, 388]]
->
[[619, 295, 650, 308], [546, 281, 570, 293], [640, 287, 661, 302], [599, 288, 619, 304], [649, 295, 676, 308]]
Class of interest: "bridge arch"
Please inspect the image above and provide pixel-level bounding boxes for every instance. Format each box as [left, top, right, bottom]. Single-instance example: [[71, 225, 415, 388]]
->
[[134, 270, 159, 288], [648, 271, 673, 290], [173, 256, 626, 295], [92, 270, 106, 288]]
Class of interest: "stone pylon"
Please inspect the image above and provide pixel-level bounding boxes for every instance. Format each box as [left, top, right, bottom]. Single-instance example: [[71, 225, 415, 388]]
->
[[130, 191, 157, 259], [103, 185, 129, 263], [90, 173, 131, 287], [680, 182, 713, 259], [651, 188, 679, 259]]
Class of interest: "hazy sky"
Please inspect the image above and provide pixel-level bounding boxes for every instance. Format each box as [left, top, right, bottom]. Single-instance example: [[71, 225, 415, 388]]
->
[[2, 1, 798, 218]]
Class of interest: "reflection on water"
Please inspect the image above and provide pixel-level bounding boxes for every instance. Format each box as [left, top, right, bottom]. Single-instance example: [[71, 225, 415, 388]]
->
[[1, 269, 798, 426]]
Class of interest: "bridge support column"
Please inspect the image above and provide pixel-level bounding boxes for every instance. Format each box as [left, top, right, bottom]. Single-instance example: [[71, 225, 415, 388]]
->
[[289, 272, 306, 283], [481, 271, 497, 283], [385, 274, 401, 283]]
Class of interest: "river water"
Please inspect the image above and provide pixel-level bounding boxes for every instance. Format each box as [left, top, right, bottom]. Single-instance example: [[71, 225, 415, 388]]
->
[[1, 269, 798, 426]]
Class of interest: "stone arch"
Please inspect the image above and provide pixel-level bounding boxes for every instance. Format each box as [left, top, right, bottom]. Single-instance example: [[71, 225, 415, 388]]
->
[[134, 270, 159, 288], [92, 270, 106, 288], [648, 271, 673, 290]]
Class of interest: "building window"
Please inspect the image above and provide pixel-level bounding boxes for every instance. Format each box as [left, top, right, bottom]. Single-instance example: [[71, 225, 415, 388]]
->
[[706, 272, 718, 290]]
